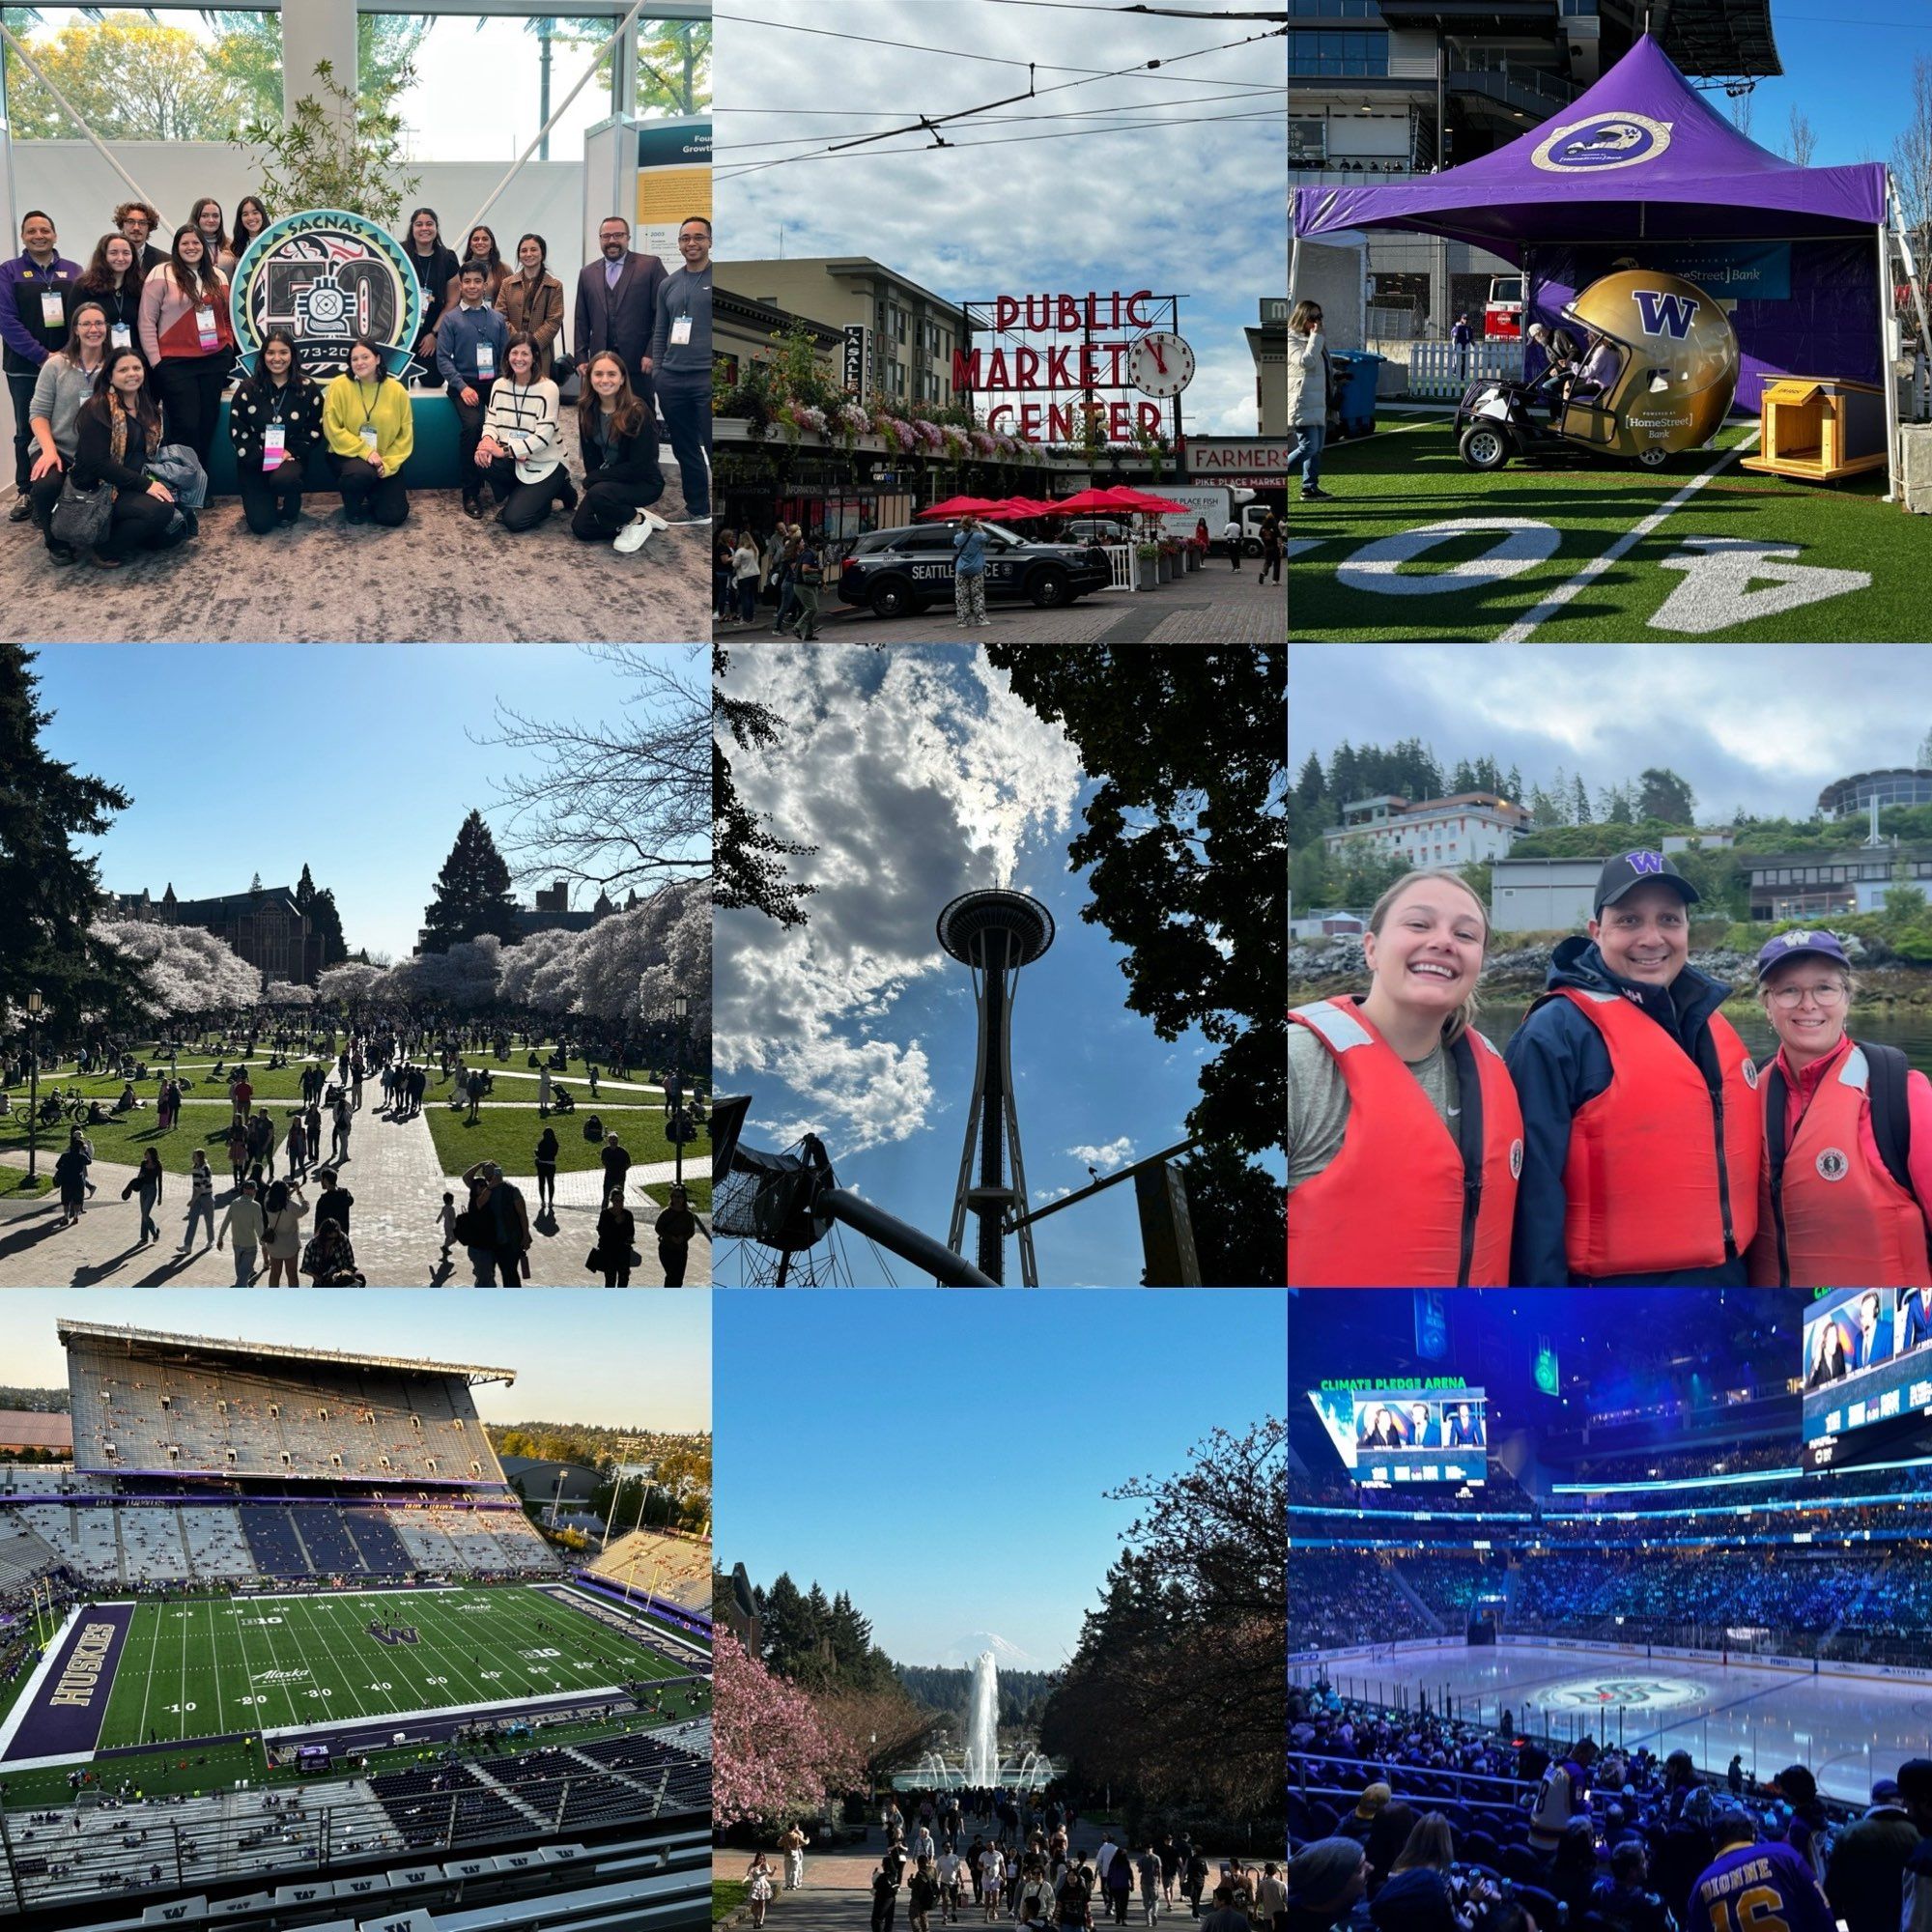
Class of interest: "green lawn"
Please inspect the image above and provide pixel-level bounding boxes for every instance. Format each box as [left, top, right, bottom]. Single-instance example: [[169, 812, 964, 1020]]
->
[[714, 1881, 750, 1923], [0, 1167, 54, 1197], [423, 1103, 708, 1179], [643, 1179, 712, 1211], [0, 1109, 237, 1179], [1293, 418, 1919, 641]]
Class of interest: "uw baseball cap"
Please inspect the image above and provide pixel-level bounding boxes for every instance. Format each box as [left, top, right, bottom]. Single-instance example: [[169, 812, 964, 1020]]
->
[[1754, 928, 1851, 981], [1594, 849, 1701, 915]]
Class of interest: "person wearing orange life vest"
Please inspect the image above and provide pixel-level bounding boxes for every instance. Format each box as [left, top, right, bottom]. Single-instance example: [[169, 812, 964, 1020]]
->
[[1746, 928, 1932, 1289], [1288, 868, 1523, 1287], [1504, 849, 1762, 1286]]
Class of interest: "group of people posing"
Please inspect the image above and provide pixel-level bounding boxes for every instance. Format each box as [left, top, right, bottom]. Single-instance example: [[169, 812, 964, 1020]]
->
[[1, 199, 713, 563], [1288, 853, 1932, 1286]]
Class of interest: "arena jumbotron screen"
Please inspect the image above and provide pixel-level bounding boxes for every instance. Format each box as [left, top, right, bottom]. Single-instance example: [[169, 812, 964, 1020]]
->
[[1802, 1286, 1932, 1468], [1307, 1385, 1489, 1486]]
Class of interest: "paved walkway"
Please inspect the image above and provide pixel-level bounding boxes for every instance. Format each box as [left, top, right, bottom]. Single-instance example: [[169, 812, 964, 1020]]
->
[[739, 560, 1285, 644], [0, 1095, 710, 1288]]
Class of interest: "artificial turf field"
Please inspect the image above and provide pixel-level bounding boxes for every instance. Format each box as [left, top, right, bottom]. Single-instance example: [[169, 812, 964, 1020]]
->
[[4, 1584, 686, 1759], [1290, 415, 1932, 641]]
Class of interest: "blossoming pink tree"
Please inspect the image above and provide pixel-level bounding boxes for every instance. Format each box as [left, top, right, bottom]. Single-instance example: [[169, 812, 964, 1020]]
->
[[714, 1632, 867, 1827]]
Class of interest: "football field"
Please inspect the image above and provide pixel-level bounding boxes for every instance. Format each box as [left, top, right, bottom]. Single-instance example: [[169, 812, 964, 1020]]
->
[[6, 1585, 687, 1759], [1290, 417, 1928, 641]]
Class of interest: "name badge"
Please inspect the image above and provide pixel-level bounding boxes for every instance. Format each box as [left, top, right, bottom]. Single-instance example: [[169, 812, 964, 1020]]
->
[[360, 425, 381, 454], [263, 423, 287, 470], [669, 314, 693, 346], [110, 323, 131, 351], [194, 305, 218, 351], [476, 341, 495, 378], [40, 289, 64, 328]]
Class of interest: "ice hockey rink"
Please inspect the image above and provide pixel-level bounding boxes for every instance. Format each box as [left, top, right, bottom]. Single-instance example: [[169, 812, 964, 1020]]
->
[[1294, 1642, 1932, 1805]]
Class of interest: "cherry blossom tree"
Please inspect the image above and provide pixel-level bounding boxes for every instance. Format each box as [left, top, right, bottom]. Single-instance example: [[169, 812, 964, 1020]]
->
[[94, 920, 260, 1015], [317, 962, 387, 1005], [713, 1631, 864, 1827], [263, 980, 315, 1008]]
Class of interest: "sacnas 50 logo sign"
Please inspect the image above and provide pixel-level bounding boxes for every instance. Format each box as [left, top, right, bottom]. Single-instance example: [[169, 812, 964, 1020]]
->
[[231, 209, 422, 380]]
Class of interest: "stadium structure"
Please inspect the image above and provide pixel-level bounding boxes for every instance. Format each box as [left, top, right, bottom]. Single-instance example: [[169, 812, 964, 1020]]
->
[[1291, 1288, 1932, 1906], [0, 1321, 711, 1931]]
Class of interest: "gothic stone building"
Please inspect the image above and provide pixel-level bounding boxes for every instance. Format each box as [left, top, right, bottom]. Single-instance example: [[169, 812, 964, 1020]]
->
[[111, 885, 321, 984]]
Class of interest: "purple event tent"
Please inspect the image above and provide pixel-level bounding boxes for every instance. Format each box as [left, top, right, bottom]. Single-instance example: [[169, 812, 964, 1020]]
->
[[1292, 36, 1910, 440]]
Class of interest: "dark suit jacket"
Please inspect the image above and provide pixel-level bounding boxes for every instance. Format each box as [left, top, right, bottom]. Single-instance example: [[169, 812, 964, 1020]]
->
[[574, 250, 667, 389]]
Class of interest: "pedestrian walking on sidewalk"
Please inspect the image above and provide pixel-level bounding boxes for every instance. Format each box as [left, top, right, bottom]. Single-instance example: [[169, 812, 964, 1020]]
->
[[952, 513, 990, 628]]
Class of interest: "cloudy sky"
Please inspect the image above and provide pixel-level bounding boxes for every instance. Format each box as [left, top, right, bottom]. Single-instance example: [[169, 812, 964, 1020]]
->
[[32, 644, 705, 964], [715, 0, 1288, 437], [1291, 644, 1932, 822], [714, 645, 1218, 1287]]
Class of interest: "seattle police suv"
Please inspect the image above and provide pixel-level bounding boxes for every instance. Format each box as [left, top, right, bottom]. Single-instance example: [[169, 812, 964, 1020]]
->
[[837, 522, 1113, 620]]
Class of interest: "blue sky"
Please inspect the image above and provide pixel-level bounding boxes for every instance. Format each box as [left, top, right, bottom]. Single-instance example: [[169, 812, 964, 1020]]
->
[[713, 645, 1228, 1289], [29, 644, 704, 963], [0, 1289, 711, 1433], [716, 0, 1288, 438], [1735, 11, 1932, 167], [714, 1288, 1283, 1664]]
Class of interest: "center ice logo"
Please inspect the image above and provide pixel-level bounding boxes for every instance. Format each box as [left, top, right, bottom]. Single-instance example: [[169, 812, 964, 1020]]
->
[[1544, 1675, 1706, 1711]]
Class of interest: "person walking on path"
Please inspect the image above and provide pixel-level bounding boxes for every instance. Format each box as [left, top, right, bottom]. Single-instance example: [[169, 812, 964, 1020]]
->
[[1286, 298, 1332, 501], [792, 535, 823, 639], [216, 1178, 264, 1284], [230, 1068, 253, 1126], [180, 1149, 215, 1251], [952, 512, 990, 628], [461, 1160, 530, 1286], [600, 1129, 632, 1200], [533, 1125, 559, 1214], [594, 1185, 636, 1286], [655, 1183, 696, 1288], [538, 1065, 552, 1117], [330, 1093, 353, 1164], [781, 1823, 806, 1892], [124, 1147, 164, 1245], [286, 1110, 308, 1180], [54, 1128, 90, 1227], [1221, 515, 1242, 569], [1258, 509, 1281, 588], [261, 1178, 308, 1286], [747, 1855, 776, 1929], [314, 1169, 353, 1237]]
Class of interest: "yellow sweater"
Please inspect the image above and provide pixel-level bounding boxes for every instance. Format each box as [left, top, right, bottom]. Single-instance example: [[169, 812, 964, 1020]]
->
[[322, 374, 413, 477]]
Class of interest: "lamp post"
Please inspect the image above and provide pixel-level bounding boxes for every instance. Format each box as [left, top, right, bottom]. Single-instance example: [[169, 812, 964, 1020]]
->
[[25, 988, 43, 1184], [659, 991, 690, 1189]]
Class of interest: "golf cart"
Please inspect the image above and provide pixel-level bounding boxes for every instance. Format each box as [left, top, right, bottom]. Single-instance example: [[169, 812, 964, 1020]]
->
[[1454, 269, 1739, 472]]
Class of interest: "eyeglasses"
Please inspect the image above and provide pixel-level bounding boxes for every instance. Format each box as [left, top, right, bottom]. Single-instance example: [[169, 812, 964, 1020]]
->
[[1767, 983, 1849, 1009]]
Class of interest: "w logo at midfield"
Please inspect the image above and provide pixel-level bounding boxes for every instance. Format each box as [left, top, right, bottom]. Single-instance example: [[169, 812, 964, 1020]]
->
[[367, 1620, 419, 1646], [1633, 289, 1701, 338]]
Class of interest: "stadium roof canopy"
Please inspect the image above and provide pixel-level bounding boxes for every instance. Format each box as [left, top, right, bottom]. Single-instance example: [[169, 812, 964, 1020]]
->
[[1642, 0, 1779, 78], [57, 1321, 518, 1386]]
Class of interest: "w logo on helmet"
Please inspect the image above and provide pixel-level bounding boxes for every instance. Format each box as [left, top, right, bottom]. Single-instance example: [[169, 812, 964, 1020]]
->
[[1625, 851, 1664, 873], [1634, 290, 1701, 338]]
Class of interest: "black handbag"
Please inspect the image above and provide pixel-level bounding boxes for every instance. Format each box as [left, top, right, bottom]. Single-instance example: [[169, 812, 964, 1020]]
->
[[50, 474, 111, 549]]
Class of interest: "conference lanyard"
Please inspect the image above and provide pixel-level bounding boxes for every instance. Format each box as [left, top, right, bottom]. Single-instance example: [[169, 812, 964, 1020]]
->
[[355, 380, 383, 453]]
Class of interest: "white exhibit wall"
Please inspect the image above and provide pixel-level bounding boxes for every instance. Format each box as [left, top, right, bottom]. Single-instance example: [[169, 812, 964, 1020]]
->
[[13, 144, 594, 297]]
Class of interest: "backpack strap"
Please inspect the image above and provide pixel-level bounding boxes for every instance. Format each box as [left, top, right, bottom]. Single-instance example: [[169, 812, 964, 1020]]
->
[[1858, 1039, 1915, 1198], [1449, 1031, 1486, 1290], [1761, 1056, 1793, 1288]]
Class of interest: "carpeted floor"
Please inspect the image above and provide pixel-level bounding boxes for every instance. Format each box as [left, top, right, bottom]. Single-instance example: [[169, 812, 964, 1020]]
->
[[2, 415, 711, 642]]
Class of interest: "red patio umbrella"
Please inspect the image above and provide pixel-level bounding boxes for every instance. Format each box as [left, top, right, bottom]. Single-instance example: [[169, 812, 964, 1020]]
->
[[1042, 488, 1127, 514], [919, 496, 1003, 519], [1101, 485, 1193, 514], [981, 497, 1057, 519]]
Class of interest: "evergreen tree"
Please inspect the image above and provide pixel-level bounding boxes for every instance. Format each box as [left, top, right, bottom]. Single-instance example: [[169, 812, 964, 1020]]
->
[[249, 869, 263, 892], [1571, 774, 1593, 824], [309, 888, 348, 966], [420, 809, 523, 952], [1636, 766, 1697, 827], [1504, 763, 1523, 804], [1328, 741, 1360, 806], [1294, 752, 1325, 809], [295, 864, 316, 916], [758, 1572, 814, 1679], [1178, 1143, 1286, 1287], [0, 645, 141, 1030], [1451, 758, 1477, 793]]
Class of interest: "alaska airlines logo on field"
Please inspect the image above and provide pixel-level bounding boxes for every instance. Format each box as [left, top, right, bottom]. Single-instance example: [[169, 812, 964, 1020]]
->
[[1532, 112, 1674, 174], [231, 209, 422, 381], [1634, 290, 1702, 339], [48, 1621, 120, 1709]]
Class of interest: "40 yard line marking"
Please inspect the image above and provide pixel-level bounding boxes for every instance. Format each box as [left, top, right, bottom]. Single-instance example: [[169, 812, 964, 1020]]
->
[[1492, 428, 1761, 643]]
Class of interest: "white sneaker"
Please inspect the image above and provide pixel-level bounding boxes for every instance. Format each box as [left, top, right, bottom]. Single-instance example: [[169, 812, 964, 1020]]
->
[[613, 509, 669, 554]]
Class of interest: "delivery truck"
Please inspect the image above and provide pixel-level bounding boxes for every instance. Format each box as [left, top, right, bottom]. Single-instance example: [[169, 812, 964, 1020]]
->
[[1148, 485, 1265, 554]]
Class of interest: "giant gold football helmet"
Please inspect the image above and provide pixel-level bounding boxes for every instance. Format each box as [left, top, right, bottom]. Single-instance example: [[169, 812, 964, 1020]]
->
[[1556, 270, 1739, 464]]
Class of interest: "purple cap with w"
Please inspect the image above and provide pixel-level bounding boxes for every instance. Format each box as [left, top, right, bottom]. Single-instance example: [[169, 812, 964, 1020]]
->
[[1593, 849, 1701, 915]]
